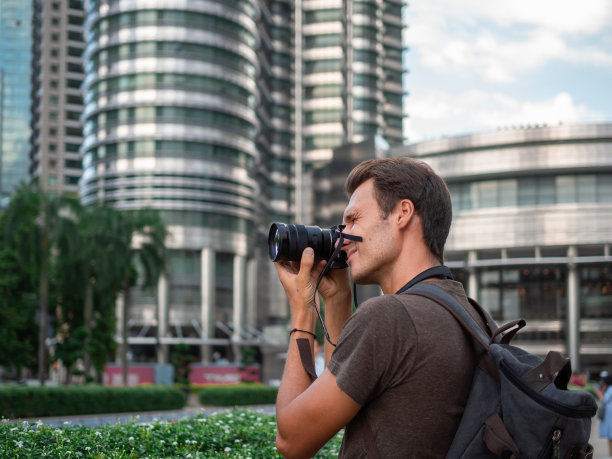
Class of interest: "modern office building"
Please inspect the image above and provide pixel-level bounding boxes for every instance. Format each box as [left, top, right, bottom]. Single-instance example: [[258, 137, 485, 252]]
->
[[0, 0, 32, 206], [30, 0, 85, 195], [79, 0, 407, 367], [391, 123, 612, 372]]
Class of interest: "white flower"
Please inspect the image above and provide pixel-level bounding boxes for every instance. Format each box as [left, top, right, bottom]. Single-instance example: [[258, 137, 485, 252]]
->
[[36, 420, 43, 427], [224, 447, 232, 452], [95, 431, 102, 437], [186, 455, 192, 458], [234, 439, 241, 443], [85, 447, 91, 451], [63, 421, 71, 425], [10, 427, 18, 432], [53, 429, 62, 436], [172, 441, 178, 446], [160, 440, 165, 445], [14, 440, 24, 448], [129, 436, 135, 442]]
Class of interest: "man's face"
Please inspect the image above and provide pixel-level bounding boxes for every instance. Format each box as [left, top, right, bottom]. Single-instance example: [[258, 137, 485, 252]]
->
[[341, 179, 396, 286]]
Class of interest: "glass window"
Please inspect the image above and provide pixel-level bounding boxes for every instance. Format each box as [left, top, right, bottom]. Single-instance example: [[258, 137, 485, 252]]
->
[[556, 176, 575, 203], [537, 176, 555, 204], [476, 180, 498, 208], [580, 264, 612, 319], [576, 175, 596, 203], [597, 174, 612, 202], [518, 177, 536, 205], [498, 180, 517, 207]]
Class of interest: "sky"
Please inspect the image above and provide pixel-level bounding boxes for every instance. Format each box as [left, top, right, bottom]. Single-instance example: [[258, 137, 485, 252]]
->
[[402, 0, 612, 143]]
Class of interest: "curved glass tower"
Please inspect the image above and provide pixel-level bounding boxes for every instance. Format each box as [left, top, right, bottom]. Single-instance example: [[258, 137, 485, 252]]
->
[[80, 0, 407, 368], [81, 0, 258, 360]]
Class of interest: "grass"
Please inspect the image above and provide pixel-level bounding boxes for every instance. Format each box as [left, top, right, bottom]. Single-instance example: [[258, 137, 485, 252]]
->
[[0, 409, 343, 458]]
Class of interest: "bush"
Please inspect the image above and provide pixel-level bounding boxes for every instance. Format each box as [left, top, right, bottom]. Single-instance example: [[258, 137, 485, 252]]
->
[[198, 384, 278, 406], [0, 410, 343, 458], [0, 385, 186, 418]]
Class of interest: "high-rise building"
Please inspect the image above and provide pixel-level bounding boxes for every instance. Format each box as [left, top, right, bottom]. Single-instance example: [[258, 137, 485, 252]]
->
[[30, 0, 85, 195], [0, 0, 32, 205], [79, 0, 406, 369]]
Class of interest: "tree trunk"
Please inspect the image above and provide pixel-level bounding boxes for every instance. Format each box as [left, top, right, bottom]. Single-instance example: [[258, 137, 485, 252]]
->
[[83, 278, 94, 378], [121, 285, 131, 386], [37, 217, 49, 386]]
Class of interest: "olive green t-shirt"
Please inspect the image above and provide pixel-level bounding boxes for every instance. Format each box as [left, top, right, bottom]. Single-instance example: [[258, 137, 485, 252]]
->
[[327, 279, 482, 458]]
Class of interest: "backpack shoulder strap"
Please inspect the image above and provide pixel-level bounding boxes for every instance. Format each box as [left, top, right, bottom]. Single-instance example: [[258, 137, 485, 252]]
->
[[406, 283, 492, 351]]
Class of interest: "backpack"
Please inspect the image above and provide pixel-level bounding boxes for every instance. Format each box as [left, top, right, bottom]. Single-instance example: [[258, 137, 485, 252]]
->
[[407, 283, 598, 459]]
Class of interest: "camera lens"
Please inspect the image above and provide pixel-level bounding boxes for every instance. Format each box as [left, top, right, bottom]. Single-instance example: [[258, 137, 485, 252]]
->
[[268, 222, 338, 264]]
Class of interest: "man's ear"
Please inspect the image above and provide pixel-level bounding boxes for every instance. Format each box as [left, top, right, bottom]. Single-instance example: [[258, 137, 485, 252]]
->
[[396, 199, 415, 229]]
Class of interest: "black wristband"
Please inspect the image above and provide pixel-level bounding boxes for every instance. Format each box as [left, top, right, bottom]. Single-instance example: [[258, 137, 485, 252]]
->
[[289, 328, 316, 338]]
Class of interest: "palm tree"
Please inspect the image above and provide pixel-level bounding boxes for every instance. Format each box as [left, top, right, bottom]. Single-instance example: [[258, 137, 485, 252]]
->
[[114, 209, 167, 386], [1, 183, 73, 384], [54, 203, 124, 380]]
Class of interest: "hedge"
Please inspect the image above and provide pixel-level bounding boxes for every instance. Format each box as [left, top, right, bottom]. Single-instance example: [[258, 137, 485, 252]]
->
[[0, 410, 344, 457], [0, 385, 186, 418], [198, 384, 278, 406]]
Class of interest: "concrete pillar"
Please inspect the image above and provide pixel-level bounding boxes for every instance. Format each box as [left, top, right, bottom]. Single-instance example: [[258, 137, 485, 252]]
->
[[468, 251, 479, 301], [567, 246, 580, 371], [232, 254, 246, 363], [200, 248, 215, 363], [247, 257, 257, 328], [156, 274, 169, 364]]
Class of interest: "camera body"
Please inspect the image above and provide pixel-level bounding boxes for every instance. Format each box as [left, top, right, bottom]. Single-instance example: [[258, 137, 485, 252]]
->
[[268, 222, 348, 269]]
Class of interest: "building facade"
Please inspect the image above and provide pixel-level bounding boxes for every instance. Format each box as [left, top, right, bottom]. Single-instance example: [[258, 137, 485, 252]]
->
[[392, 123, 612, 372], [79, 0, 406, 366], [30, 0, 85, 195], [0, 0, 32, 206]]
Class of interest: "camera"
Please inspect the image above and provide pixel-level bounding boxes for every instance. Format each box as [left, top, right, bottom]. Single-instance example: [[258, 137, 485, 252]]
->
[[268, 222, 348, 269]]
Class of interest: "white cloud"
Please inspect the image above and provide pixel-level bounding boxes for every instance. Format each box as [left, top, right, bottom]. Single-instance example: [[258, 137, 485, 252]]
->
[[405, 90, 604, 142], [406, 0, 612, 82]]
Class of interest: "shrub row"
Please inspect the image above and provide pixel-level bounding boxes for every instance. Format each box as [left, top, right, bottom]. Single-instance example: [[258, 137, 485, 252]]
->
[[198, 384, 278, 406], [0, 410, 344, 458], [0, 385, 186, 418]]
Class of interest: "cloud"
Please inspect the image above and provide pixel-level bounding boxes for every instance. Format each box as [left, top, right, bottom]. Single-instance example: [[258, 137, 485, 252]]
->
[[406, 0, 612, 83], [405, 90, 604, 142]]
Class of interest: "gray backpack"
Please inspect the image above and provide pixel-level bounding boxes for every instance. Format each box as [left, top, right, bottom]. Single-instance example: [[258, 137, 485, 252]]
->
[[408, 283, 597, 459]]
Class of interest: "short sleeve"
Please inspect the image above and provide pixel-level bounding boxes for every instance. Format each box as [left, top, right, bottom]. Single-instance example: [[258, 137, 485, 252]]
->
[[327, 295, 418, 406]]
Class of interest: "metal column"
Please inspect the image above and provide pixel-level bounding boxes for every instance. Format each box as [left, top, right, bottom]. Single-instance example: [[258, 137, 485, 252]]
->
[[200, 248, 215, 362], [232, 254, 246, 362], [157, 274, 169, 364], [567, 246, 580, 371]]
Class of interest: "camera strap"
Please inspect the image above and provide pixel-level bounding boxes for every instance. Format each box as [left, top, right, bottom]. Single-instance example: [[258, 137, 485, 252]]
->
[[313, 231, 362, 347]]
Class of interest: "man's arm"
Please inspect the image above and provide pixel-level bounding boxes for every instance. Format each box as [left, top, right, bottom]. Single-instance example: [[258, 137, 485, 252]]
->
[[274, 248, 360, 458]]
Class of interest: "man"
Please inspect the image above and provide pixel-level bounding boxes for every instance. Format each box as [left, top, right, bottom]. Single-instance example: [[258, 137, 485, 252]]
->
[[274, 157, 483, 458]]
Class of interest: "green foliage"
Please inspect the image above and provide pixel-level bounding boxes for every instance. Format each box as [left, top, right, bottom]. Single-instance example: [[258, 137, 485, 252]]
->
[[0, 182, 168, 382], [0, 410, 344, 458], [171, 344, 195, 386], [0, 385, 185, 418], [0, 247, 38, 373], [198, 384, 278, 406]]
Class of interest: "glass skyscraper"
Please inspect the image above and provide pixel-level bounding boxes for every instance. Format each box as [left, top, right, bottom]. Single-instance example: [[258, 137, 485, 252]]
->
[[80, 0, 406, 366], [0, 0, 32, 205]]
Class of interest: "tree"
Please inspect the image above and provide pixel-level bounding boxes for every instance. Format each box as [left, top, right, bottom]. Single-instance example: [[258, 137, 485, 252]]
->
[[0, 244, 38, 376], [114, 209, 167, 386], [54, 203, 125, 380], [1, 183, 72, 384]]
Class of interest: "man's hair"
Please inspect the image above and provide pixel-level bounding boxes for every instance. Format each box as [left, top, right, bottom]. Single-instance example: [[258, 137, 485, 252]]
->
[[345, 157, 452, 263]]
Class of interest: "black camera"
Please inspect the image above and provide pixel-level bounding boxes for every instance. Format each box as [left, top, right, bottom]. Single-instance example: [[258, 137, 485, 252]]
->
[[268, 222, 348, 269]]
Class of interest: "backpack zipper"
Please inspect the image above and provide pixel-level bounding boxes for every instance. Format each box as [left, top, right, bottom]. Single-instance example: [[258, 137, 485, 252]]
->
[[499, 359, 596, 417]]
